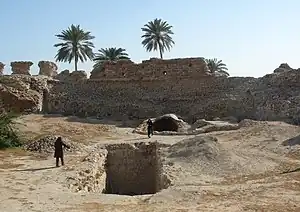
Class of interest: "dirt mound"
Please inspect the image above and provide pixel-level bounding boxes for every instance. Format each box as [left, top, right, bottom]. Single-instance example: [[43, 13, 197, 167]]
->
[[24, 135, 82, 154], [166, 136, 220, 161], [133, 114, 190, 135], [238, 119, 270, 127]]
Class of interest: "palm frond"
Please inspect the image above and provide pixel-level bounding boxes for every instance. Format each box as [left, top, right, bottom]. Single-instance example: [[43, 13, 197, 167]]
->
[[141, 18, 175, 58], [93, 47, 130, 70], [205, 58, 229, 76], [54, 24, 95, 67]]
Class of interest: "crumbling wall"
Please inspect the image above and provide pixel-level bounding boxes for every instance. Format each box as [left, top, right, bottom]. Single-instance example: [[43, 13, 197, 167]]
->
[[46, 76, 255, 121], [104, 142, 167, 195], [11, 61, 33, 75], [38, 61, 58, 77], [90, 57, 210, 79], [55, 70, 87, 81], [0, 62, 4, 75]]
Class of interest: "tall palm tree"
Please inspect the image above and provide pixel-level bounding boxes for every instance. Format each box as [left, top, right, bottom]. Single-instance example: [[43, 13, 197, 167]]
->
[[205, 58, 229, 76], [54, 24, 95, 72], [141, 18, 175, 59], [93, 47, 130, 70]]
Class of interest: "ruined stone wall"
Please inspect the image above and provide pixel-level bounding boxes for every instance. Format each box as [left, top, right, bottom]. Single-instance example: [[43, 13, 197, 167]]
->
[[0, 62, 4, 75], [104, 142, 165, 195], [45, 68, 300, 124], [11, 61, 33, 75], [38, 61, 58, 77], [90, 57, 210, 79], [45, 76, 257, 122]]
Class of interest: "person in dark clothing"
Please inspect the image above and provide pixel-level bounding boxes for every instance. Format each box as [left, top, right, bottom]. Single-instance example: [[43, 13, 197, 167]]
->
[[54, 137, 70, 167], [147, 119, 153, 138]]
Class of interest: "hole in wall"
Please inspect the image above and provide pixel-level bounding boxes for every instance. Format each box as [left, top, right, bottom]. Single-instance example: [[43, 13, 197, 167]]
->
[[103, 142, 170, 196], [153, 116, 179, 132]]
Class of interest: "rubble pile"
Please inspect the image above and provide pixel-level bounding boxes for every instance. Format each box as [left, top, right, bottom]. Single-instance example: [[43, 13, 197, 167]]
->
[[24, 135, 81, 154]]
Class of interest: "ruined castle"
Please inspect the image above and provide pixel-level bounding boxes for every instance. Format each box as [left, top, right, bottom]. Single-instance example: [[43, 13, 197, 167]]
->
[[1, 58, 300, 124]]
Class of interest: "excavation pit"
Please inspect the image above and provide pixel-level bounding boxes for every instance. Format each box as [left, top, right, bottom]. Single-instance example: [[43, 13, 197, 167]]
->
[[103, 142, 169, 196]]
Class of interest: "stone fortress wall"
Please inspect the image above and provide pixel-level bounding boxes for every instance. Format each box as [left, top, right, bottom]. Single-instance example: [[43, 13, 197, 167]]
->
[[1, 58, 300, 124]]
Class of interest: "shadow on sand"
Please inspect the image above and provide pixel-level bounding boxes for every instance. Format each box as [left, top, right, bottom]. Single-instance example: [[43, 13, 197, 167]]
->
[[282, 134, 300, 147], [13, 166, 57, 172], [42, 114, 141, 128]]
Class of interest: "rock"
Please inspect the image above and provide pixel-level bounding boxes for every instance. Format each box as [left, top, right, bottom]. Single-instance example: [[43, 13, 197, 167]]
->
[[24, 135, 81, 154], [273, 63, 293, 73], [192, 119, 240, 132], [0, 75, 49, 113], [133, 114, 191, 135]]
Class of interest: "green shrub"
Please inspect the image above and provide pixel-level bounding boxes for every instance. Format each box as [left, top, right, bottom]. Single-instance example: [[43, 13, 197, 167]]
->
[[0, 112, 22, 149]]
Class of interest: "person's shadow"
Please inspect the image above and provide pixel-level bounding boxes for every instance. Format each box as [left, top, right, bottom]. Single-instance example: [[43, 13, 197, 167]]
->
[[13, 166, 57, 172]]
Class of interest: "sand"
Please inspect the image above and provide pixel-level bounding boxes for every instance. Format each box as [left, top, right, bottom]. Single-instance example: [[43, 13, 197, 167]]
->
[[0, 114, 300, 212]]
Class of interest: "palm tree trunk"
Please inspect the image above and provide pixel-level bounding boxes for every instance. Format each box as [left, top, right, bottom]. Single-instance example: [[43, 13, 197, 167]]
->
[[74, 55, 78, 72], [158, 42, 163, 59]]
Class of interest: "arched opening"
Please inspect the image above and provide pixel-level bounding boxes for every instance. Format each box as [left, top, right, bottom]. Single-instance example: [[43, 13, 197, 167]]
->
[[153, 117, 179, 132]]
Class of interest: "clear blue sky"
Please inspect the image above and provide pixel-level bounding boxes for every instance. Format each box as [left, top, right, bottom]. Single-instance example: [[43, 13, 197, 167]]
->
[[0, 0, 299, 77]]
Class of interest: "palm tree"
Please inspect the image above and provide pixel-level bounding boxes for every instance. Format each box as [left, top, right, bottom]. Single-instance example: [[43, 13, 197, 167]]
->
[[54, 24, 95, 72], [205, 58, 229, 76], [141, 18, 175, 59], [93, 47, 130, 70]]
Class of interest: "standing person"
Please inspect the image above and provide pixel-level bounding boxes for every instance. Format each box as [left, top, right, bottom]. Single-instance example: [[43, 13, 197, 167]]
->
[[54, 137, 70, 167], [147, 119, 153, 138]]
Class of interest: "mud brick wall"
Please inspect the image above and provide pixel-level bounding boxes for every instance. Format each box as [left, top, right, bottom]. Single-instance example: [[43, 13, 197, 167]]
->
[[104, 142, 164, 195]]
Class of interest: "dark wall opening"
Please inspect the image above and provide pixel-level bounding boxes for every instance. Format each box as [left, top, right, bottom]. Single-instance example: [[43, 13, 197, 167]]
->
[[42, 89, 49, 113], [153, 117, 179, 132]]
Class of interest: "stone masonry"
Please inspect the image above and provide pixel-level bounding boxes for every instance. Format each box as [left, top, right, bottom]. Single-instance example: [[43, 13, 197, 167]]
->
[[104, 142, 168, 195], [90, 57, 210, 79], [11, 61, 33, 75], [2, 59, 300, 125], [38, 61, 58, 77], [0, 62, 4, 75]]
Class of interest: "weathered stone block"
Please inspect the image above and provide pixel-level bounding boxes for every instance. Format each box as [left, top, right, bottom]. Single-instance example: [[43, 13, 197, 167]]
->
[[11, 61, 33, 75], [38, 61, 58, 77], [0, 62, 4, 75]]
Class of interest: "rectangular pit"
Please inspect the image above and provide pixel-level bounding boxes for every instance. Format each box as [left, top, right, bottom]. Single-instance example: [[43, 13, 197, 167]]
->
[[104, 142, 168, 195]]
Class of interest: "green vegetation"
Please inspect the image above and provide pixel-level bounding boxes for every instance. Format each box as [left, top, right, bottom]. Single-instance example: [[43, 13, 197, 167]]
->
[[93, 47, 130, 70], [54, 24, 95, 72], [53, 21, 229, 75], [141, 18, 175, 59], [205, 58, 229, 76], [0, 113, 22, 149]]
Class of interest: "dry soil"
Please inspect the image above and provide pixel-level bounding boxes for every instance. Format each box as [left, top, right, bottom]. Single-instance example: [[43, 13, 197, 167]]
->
[[0, 114, 300, 212]]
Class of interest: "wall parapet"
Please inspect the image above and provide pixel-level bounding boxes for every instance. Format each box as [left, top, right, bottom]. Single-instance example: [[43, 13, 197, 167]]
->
[[11, 61, 33, 75], [38, 61, 58, 77], [0, 62, 4, 75]]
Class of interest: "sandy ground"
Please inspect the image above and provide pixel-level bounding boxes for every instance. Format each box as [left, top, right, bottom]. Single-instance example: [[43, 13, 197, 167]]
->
[[1, 114, 300, 212]]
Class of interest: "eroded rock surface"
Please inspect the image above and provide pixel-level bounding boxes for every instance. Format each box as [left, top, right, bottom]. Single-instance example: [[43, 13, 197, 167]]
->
[[38, 61, 58, 77]]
